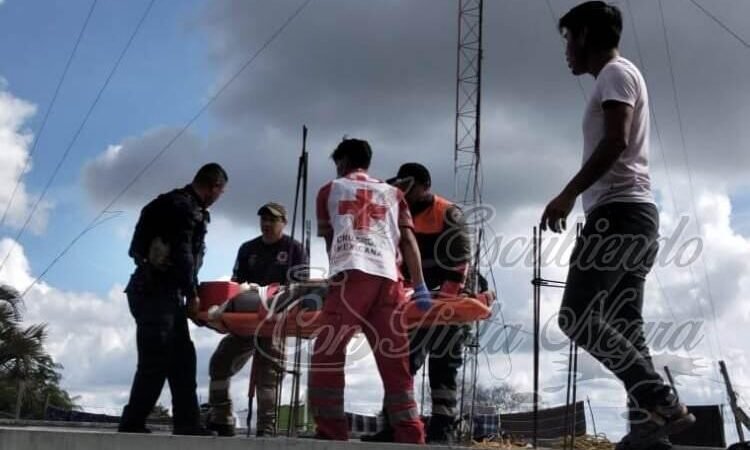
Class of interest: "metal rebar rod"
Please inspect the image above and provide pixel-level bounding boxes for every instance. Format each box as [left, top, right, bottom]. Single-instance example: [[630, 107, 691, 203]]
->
[[564, 340, 573, 450], [571, 343, 579, 448]]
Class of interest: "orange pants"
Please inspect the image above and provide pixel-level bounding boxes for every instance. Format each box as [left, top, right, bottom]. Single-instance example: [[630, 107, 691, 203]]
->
[[309, 270, 424, 444]]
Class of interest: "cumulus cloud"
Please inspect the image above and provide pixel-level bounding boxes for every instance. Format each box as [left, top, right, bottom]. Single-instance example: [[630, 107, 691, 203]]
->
[[0, 80, 52, 234]]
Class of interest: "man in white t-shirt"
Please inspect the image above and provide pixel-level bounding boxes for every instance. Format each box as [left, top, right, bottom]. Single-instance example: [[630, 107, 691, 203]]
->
[[540, 2, 694, 448], [309, 138, 430, 443]]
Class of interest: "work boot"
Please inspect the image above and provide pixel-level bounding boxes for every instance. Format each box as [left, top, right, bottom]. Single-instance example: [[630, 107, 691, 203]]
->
[[360, 428, 395, 442], [206, 421, 235, 437], [617, 399, 695, 449], [426, 414, 456, 444]]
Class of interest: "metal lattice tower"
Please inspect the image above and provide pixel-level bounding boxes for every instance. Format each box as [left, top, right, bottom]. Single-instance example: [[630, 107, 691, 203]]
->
[[454, 0, 484, 441], [454, 0, 484, 290]]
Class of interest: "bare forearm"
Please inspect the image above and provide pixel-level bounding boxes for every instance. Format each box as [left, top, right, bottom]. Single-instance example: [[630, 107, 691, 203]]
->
[[564, 137, 626, 196], [400, 229, 424, 286], [324, 234, 332, 258]]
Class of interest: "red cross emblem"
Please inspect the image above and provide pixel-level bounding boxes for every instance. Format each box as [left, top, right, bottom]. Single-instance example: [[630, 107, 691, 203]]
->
[[338, 188, 388, 231]]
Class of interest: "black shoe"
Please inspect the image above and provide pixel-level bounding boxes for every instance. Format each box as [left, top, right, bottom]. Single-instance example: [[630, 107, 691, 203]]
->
[[118, 425, 152, 434], [313, 433, 334, 440], [426, 414, 456, 444], [360, 429, 395, 442], [617, 401, 694, 449], [173, 426, 217, 436], [645, 437, 673, 450], [206, 421, 235, 437], [426, 434, 453, 445]]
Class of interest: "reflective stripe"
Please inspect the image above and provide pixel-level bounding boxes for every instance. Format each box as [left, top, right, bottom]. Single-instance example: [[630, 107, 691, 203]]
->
[[208, 401, 233, 425], [209, 379, 230, 391], [388, 407, 419, 424], [384, 390, 415, 405], [431, 404, 457, 416], [308, 387, 343, 400], [431, 388, 457, 401], [311, 404, 345, 418]]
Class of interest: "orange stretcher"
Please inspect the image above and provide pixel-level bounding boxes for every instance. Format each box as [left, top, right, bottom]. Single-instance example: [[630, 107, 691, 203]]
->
[[197, 281, 495, 339]]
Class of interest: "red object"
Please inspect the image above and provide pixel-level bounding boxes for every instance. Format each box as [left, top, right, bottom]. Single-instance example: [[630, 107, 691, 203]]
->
[[196, 292, 495, 338], [197, 281, 241, 312], [337, 188, 388, 230]]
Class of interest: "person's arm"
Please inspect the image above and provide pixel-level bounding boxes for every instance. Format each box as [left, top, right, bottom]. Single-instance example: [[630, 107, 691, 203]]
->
[[440, 206, 471, 295], [316, 183, 333, 256], [395, 192, 431, 310], [400, 226, 425, 286], [167, 198, 202, 321], [541, 101, 633, 233], [542, 65, 640, 233], [170, 200, 199, 298], [231, 245, 245, 283]]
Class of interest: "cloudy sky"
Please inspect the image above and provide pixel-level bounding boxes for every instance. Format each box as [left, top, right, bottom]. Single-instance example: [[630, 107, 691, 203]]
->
[[1, 0, 750, 441]]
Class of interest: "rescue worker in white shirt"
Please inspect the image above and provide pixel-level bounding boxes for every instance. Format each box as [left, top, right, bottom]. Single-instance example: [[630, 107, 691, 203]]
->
[[362, 162, 471, 444], [310, 138, 430, 443], [206, 202, 307, 437]]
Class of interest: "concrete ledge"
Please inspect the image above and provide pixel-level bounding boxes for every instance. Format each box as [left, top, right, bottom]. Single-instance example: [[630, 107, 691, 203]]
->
[[0, 427, 427, 450], [0, 426, 728, 450]]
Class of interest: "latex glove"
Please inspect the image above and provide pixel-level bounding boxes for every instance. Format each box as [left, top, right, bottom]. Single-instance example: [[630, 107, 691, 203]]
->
[[412, 282, 432, 312]]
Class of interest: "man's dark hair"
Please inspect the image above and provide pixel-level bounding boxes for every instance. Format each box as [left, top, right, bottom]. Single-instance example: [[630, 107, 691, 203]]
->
[[193, 162, 228, 187], [559, 1, 622, 52], [330, 138, 372, 170]]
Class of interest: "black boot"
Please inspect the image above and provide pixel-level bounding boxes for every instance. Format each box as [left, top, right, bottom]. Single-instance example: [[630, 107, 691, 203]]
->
[[206, 421, 235, 437], [173, 425, 217, 436], [426, 414, 455, 444], [360, 427, 394, 442], [361, 409, 394, 442], [118, 405, 151, 433]]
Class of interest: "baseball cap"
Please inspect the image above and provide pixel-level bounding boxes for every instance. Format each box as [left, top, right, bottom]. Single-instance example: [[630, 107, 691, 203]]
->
[[387, 162, 431, 187], [257, 202, 287, 220]]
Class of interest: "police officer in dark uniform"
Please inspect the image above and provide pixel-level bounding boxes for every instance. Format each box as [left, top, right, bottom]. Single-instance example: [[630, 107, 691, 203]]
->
[[206, 202, 307, 437], [363, 162, 472, 444], [118, 163, 227, 435]]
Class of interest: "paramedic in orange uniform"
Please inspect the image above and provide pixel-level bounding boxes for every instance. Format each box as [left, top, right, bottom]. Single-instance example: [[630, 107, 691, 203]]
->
[[309, 138, 431, 443], [362, 162, 471, 443]]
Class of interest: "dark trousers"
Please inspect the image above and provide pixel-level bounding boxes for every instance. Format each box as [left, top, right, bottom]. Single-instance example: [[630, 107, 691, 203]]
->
[[120, 290, 200, 430], [558, 202, 669, 409], [410, 325, 465, 439]]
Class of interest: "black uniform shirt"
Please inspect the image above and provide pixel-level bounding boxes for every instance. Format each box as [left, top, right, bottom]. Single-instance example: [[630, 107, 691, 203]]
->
[[232, 235, 306, 285], [127, 184, 209, 297]]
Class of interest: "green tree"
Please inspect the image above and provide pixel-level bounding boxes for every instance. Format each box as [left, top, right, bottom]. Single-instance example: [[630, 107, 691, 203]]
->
[[0, 284, 77, 419]]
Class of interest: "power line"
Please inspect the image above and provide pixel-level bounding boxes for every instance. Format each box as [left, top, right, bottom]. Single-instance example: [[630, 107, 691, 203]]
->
[[0, 0, 98, 230], [20, 211, 122, 297], [627, 0, 721, 385], [658, 0, 725, 362], [476, 163, 513, 376], [20, 0, 314, 297], [652, 269, 679, 324], [0, 0, 156, 273], [688, 0, 750, 50], [625, 0, 717, 370], [624, 0, 699, 338], [623, 0, 680, 216]]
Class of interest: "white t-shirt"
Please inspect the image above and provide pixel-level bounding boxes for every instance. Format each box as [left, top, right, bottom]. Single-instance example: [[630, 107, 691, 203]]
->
[[581, 56, 655, 214]]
